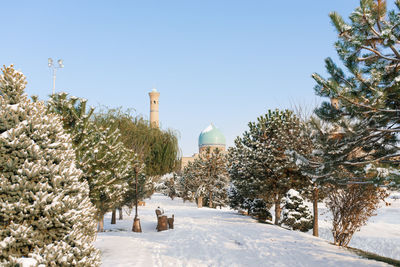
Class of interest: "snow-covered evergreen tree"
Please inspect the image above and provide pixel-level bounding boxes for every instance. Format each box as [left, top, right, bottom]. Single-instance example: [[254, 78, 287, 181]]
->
[[249, 199, 272, 222], [201, 148, 229, 208], [228, 109, 311, 225], [120, 157, 149, 209], [311, 0, 400, 189], [227, 185, 244, 211], [79, 123, 130, 231], [48, 93, 131, 232], [180, 148, 229, 208], [281, 189, 313, 232], [156, 172, 181, 200], [0, 66, 99, 265], [211, 172, 230, 208], [178, 161, 199, 203]]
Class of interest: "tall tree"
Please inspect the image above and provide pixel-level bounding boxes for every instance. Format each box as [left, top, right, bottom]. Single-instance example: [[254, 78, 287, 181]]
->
[[286, 116, 334, 237], [288, 0, 398, 246], [48, 93, 130, 232], [312, 0, 400, 188], [0, 66, 99, 265], [228, 109, 311, 225], [79, 124, 130, 231], [93, 108, 180, 177], [200, 148, 229, 208]]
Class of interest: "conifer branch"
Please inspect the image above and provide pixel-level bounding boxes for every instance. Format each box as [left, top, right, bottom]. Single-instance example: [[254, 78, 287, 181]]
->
[[360, 45, 400, 61], [338, 94, 400, 112], [342, 153, 400, 166]]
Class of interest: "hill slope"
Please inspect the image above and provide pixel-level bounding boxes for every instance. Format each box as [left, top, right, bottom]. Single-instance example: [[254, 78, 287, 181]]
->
[[95, 194, 388, 267]]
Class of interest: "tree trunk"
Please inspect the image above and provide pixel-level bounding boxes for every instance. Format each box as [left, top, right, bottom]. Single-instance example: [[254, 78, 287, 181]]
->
[[313, 187, 319, 237], [111, 209, 116, 224], [197, 196, 203, 208], [274, 196, 282, 225], [209, 192, 213, 208], [98, 214, 104, 232], [118, 207, 123, 220]]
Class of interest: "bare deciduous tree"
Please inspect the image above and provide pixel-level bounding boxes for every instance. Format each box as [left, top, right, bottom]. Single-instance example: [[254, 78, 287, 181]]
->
[[326, 183, 388, 247]]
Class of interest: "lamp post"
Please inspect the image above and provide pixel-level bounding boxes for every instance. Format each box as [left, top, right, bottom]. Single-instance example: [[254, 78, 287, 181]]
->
[[48, 58, 64, 95], [132, 167, 142, 232]]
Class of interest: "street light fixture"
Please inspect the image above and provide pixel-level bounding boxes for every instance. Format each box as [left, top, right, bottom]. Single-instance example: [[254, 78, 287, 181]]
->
[[48, 58, 64, 95]]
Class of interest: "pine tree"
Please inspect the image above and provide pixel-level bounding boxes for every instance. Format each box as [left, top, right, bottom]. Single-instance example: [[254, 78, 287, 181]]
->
[[228, 109, 311, 225], [120, 157, 148, 210], [211, 172, 230, 208], [179, 148, 229, 208], [78, 123, 130, 231], [312, 0, 400, 189], [249, 199, 272, 222], [228, 186, 273, 221], [227, 143, 262, 214], [201, 148, 229, 208], [281, 189, 313, 232], [156, 172, 181, 200], [0, 66, 99, 265], [178, 161, 200, 203], [286, 116, 334, 237]]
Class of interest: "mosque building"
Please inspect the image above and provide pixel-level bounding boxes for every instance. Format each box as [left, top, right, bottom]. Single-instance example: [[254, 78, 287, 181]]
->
[[181, 123, 226, 169], [147, 88, 226, 170]]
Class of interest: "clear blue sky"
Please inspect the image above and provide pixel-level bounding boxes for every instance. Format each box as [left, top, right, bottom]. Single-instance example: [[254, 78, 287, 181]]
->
[[1, 0, 390, 156]]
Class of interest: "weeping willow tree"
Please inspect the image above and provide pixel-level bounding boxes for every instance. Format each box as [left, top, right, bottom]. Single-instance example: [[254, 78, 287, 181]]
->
[[93, 108, 181, 177]]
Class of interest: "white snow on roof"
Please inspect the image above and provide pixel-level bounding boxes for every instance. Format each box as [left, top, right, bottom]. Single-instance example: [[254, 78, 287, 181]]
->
[[201, 124, 214, 133]]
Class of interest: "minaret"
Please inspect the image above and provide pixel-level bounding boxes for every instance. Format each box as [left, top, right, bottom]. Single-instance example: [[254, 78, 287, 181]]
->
[[149, 88, 160, 128]]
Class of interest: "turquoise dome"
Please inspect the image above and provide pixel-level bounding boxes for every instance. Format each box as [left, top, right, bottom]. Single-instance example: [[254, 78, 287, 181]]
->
[[198, 124, 226, 148]]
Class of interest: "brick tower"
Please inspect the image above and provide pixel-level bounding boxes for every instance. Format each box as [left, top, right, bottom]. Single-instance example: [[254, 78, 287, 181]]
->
[[149, 88, 160, 128]]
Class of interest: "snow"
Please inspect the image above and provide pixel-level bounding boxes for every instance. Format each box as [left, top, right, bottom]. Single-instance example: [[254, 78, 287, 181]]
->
[[16, 258, 43, 267], [286, 189, 300, 198], [201, 124, 214, 133], [95, 194, 389, 266], [0, 130, 10, 138]]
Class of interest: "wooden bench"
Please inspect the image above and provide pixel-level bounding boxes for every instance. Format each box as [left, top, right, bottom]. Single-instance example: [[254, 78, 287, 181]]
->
[[155, 207, 174, 231]]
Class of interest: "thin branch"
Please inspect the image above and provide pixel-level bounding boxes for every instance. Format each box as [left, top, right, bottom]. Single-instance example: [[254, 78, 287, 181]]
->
[[389, 44, 400, 59], [357, 55, 379, 61], [342, 153, 400, 166], [372, 128, 400, 132], [360, 46, 400, 61], [338, 94, 400, 113]]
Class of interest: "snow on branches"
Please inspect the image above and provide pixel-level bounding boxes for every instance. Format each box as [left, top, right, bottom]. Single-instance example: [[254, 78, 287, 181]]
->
[[0, 66, 100, 265]]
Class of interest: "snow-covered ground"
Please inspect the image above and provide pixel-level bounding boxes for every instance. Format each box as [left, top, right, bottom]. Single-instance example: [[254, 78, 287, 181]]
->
[[95, 194, 393, 266], [311, 191, 400, 261]]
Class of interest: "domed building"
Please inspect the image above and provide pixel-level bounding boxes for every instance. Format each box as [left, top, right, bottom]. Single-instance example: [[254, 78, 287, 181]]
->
[[198, 124, 226, 153], [181, 124, 226, 169]]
